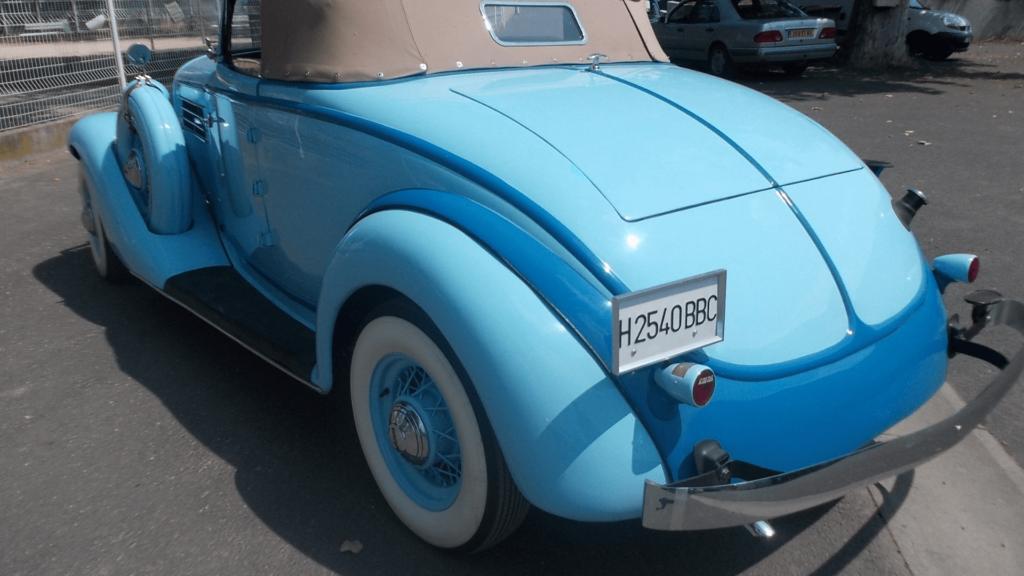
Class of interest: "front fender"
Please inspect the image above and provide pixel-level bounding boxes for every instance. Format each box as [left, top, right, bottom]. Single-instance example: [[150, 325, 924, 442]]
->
[[314, 208, 666, 521], [69, 113, 228, 288]]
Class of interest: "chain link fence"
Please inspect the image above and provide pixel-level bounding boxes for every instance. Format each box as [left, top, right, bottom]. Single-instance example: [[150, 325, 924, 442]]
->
[[1, 0, 217, 132]]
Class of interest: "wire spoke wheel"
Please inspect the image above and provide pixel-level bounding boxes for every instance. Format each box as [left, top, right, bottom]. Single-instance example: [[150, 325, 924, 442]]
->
[[371, 358, 464, 510], [349, 299, 529, 552]]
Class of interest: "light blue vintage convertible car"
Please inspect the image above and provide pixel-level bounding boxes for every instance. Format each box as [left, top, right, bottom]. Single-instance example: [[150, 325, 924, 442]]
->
[[70, 0, 1022, 552]]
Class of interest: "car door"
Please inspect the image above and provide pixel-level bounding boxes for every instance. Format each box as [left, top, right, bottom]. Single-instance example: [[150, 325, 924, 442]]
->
[[201, 0, 276, 277], [662, 0, 720, 61], [196, 1, 406, 310], [655, 0, 695, 57], [249, 103, 461, 308], [682, 0, 721, 60], [210, 77, 274, 260]]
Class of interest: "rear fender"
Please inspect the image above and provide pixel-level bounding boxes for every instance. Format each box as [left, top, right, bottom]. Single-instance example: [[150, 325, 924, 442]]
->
[[69, 113, 229, 288], [314, 208, 666, 521]]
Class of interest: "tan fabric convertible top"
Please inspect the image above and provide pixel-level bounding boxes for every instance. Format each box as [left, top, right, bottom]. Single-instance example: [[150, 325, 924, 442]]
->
[[260, 0, 668, 83]]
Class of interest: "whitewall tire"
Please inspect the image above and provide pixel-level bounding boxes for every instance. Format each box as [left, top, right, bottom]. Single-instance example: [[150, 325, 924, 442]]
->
[[349, 300, 528, 552], [80, 166, 129, 283]]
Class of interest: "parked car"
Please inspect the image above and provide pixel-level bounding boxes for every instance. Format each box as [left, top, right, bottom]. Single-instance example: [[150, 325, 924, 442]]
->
[[69, 0, 1022, 553], [906, 0, 972, 61], [650, 0, 837, 76]]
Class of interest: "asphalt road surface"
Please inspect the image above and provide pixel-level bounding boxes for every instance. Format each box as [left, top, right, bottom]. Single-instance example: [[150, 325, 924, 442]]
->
[[2, 41, 1022, 574]]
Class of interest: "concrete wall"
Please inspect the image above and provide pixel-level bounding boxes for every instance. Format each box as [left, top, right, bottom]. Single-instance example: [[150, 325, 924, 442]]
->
[[0, 117, 78, 168], [925, 0, 1024, 40]]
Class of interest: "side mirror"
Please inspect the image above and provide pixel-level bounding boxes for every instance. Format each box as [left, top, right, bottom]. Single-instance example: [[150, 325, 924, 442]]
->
[[126, 43, 152, 69], [204, 37, 219, 59]]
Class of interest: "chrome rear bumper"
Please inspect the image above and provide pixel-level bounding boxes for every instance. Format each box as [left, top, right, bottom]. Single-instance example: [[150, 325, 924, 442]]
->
[[643, 295, 1024, 531]]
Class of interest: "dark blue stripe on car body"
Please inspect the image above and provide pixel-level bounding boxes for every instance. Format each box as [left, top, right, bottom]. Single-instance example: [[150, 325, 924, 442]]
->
[[207, 88, 631, 299], [363, 190, 615, 370]]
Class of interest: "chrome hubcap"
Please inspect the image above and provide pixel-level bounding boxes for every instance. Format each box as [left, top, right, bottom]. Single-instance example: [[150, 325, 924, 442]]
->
[[711, 53, 724, 73], [123, 149, 144, 190], [389, 400, 430, 466], [371, 359, 462, 509]]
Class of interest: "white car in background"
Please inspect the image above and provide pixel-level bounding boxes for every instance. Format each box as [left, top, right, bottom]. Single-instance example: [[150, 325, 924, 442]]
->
[[650, 0, 837, 77], [906, 0, 972, 61]]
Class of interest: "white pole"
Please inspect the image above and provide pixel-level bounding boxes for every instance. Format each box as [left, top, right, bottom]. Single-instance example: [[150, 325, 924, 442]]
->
[[106, 0, 127, 91]]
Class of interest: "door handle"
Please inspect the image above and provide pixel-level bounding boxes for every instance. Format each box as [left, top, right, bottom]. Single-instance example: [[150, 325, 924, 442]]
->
[[705, 27, 715, 32]]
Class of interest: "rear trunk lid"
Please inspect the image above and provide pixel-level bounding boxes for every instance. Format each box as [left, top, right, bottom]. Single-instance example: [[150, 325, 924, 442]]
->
[[451, 66, 860, 221]]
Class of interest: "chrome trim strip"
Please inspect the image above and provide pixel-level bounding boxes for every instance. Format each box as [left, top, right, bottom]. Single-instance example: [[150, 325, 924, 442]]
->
[[643, 298, 1024, 531]]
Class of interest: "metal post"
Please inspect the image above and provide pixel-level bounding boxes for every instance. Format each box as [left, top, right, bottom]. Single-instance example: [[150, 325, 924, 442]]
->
[[188, 0, 202, 38], [1, 2, 9, 37], [71, 0, 81, 34], [106, 0, 127, 90], [146, 0, 155, 50]]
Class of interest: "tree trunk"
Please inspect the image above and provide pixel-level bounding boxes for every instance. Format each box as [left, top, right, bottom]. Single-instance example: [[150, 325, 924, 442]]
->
[[842, 0, 914, 68]]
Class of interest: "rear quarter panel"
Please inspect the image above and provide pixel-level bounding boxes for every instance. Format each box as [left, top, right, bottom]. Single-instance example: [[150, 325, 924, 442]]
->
[[316, 210, 666, 521]]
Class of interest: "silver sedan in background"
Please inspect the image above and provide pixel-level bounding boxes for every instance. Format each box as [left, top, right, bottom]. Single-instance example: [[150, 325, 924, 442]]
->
[[650, 0, 836, 77]]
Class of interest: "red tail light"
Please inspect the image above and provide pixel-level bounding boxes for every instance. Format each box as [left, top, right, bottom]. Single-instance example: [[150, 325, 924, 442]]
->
[[691, 368, 716, 407], [654, 363, 716, 408], [968, 257, 980, 283], [819, 27, 836, 39], [753, 30, 783, 43]]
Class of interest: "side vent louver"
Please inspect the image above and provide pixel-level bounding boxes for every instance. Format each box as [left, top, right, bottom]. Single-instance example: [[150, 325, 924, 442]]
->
[[181, 99, 207, 141]]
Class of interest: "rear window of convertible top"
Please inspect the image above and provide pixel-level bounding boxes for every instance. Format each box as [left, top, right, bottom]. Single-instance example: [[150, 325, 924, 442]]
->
[[481, 2, 587, 45]]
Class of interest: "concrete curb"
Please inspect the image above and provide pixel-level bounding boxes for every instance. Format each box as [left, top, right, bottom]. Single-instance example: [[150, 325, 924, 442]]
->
[[940, 385, 1024, 493], [872, 383, 1024, 575], [1, 116, 83, 168]]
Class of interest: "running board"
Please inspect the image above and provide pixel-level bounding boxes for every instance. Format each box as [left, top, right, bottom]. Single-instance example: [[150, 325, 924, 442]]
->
[[162, 266, 318, 389]]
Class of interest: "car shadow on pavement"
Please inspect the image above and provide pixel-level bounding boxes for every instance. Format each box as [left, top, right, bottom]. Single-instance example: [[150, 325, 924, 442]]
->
[[735, 50, 1024, 102], [33, 245, 915, 575], [808, 471, 915, 576]]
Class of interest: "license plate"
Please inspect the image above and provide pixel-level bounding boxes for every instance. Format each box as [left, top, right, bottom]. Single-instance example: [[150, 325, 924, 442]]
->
[[788, 28, 815, 38], [612, 270, 726, 374]]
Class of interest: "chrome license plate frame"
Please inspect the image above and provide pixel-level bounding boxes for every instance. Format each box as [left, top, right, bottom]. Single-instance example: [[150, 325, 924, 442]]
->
[[612, 270, 726, 375]]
